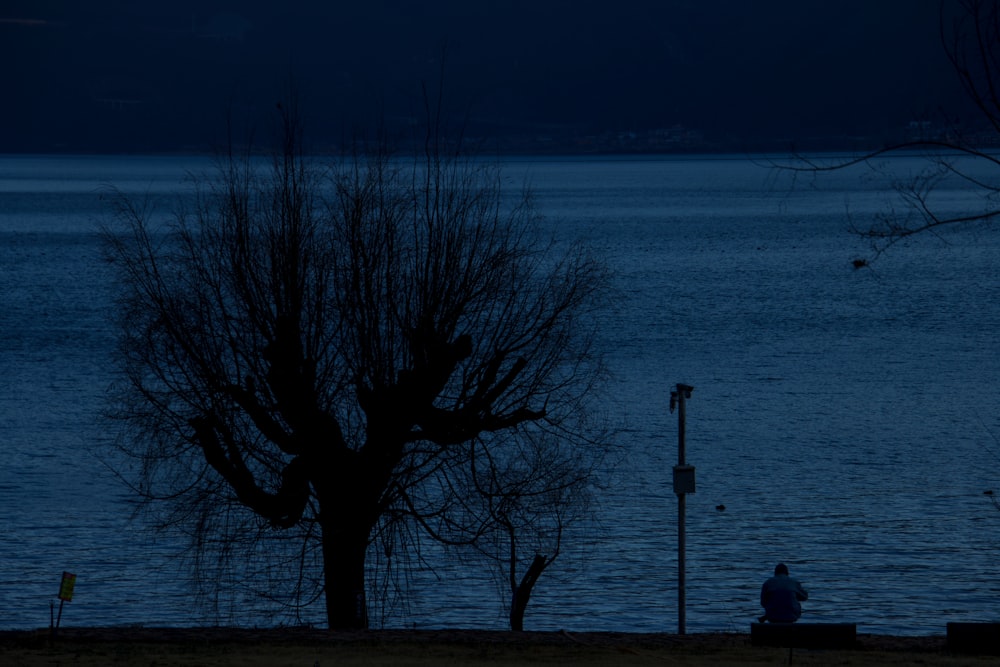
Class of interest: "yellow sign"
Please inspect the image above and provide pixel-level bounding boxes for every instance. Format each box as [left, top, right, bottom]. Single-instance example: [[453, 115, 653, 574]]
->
[[58, 572, 76, 602]]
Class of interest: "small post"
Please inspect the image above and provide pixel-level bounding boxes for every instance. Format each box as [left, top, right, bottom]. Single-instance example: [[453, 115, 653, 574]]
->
[[55, 600, 65, 637], [670, 384, 695, 635], [52, 571, 76, 638]]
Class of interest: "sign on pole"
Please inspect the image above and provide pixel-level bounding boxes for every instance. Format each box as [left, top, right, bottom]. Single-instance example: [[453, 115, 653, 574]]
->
[[52, 571, 76, 637], [58, 572, 76, 602]]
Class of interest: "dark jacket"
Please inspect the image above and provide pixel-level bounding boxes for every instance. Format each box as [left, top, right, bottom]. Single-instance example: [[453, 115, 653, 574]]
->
[[760, 574, 808, 622]]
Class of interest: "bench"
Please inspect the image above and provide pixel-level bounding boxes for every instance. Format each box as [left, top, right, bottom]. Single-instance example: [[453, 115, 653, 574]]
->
[[947, 622, 1000, 654], [750, 622, 857, 650]]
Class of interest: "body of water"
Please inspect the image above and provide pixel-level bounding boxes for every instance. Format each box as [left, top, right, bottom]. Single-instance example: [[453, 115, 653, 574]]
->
[[1, 153, 998, 635]]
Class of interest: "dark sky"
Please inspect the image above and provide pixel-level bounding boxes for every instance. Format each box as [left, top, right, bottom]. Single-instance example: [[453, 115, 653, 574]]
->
[[0, 0, 976, 153]]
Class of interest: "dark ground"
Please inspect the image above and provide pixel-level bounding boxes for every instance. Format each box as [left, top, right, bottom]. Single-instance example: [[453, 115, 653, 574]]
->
[[6, 627, 993, 667], [0, 626, 950, 651]]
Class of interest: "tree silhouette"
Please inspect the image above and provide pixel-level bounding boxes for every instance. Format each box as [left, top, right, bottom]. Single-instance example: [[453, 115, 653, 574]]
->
[[778, 0, 1000, 260], [105, 109, 611, 629]]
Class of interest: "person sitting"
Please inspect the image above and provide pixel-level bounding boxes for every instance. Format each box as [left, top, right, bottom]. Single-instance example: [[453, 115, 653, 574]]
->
[[758, 562, 808, 623]]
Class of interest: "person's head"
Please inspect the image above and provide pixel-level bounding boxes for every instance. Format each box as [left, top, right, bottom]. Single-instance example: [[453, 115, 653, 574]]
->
[[774, 563, 789, 576]]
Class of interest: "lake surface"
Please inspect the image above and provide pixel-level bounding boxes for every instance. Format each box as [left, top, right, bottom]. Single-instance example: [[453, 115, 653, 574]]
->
[[1, 153, 998, 635]]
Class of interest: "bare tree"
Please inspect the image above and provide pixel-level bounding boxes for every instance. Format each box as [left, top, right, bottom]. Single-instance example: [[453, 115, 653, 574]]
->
[[434, 425, 603, 630], [778, 0, 1000, 260], [104, 108, 612, 629]]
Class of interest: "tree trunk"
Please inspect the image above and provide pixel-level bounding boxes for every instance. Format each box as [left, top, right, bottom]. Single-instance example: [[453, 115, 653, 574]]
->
[[320, 517, 370, 629], [509, 554, 549, 631]]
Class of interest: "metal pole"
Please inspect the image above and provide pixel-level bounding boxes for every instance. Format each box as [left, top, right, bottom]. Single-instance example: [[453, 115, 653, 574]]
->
[[677, 385, 687, 467], [678, 483, 686, 634], [54, 599, 64, 638], [671, 383, 694, 636], [677, 386, 686, 635]]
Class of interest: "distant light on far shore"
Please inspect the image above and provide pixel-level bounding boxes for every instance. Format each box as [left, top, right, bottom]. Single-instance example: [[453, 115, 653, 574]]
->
[[0, 18, 49, 26]]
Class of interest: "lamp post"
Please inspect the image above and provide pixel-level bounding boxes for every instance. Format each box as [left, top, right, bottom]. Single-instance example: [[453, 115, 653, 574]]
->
[[670, 383, 694, 635]]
